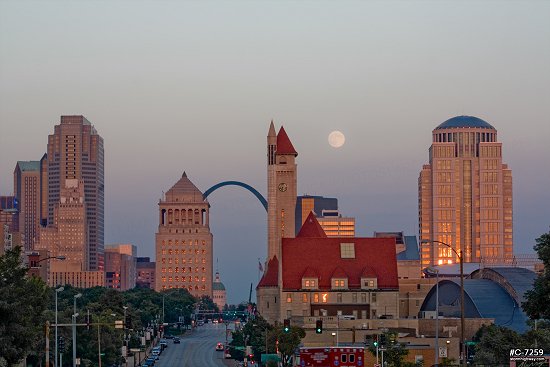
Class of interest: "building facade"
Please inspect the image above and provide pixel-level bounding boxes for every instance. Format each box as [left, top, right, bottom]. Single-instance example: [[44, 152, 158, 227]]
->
[[155, 172, 213, 298], [258, 213, 400, 324], [14, 161, 42, 250], [295, 195, 337, 235], [47, 115, 104, 270], [136, 257, 155, 288], [419, 116, 513, 268], [105, 243, 137, 291], [36, 179, 88, 270], [317, 215, 355, 237]]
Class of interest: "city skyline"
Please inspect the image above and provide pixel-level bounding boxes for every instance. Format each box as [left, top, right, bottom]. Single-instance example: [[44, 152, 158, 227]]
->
[[1, 1, 549, 303]]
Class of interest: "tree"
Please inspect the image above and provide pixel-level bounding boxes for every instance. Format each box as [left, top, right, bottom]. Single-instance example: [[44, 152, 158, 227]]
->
[[269, 325, 305, 367], [366, 331, 409, 367], [0, 246, 50, 367], [473, 324, 523, 365], [522, 231, 550, 320]]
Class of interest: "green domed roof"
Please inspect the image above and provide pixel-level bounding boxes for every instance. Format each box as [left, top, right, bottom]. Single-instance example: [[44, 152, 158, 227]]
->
[[213, 282, 226, 291]]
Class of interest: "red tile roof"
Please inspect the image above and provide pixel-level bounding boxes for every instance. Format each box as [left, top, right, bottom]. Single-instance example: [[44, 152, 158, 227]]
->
[[282, 236, 398, 290], [361, 266, 377, 278], [297, 212, 327, 238], [257, 256, 279, 288], [302, 267, 319, 278], [276, 126, 298, 156], [331, 267, 348, 278]]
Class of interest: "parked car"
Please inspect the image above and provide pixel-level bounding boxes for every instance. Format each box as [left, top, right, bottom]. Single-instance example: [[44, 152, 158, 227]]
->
[[173, 337, 181, 344]]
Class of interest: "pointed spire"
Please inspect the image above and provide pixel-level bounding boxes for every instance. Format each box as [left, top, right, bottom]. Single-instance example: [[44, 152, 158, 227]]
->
[[276, 126, 298, 156], [182, 171, 187, 178], [268, 120, 276, 137]]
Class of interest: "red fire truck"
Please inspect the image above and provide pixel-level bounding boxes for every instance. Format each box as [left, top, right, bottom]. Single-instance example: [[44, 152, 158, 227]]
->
[[299, 347, 365, 367]]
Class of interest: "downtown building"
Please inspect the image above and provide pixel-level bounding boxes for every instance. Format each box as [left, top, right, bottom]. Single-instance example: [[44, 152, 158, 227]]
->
[[155, 172, 213, 298], [419, 116, 513, 268], [46, 115, 105, 270], [105, 243, 137, 291]]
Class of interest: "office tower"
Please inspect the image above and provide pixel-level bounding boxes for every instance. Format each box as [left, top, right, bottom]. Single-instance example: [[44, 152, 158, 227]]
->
[[37, 179, 88, 269], [136, 257, 156, 289], [317, 215, 355, 237], [419, 116, 513, 268], [295, 195, 337, 234], [14, 161, 41, 250], [46, 115, 104, 270], [267, 121, 298, 262], [105, 244, 137, 291], [155, 172, 213, 298]]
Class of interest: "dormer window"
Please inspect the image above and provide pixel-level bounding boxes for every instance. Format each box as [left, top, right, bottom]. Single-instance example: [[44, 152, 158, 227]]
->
[[303, 278, 317, 289], [361, 277, 377, 289], [332, 278, 348, 289]]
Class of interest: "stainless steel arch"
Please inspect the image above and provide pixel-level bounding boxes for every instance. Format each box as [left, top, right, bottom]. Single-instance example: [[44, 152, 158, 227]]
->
[[203, 181, 267, 211]]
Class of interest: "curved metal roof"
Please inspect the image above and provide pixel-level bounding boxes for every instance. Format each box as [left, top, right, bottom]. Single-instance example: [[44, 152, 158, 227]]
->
[[420, 278, 529, 332], [213, 282, 226, 291], [435, 116, 495, 130]]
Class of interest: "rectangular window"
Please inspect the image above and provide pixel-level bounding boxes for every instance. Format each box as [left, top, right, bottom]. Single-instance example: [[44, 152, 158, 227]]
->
[[337, 293, 342, 303], [352, 293, 357, 303], [314, 293, 319, 303], [286, 294, 292, 303], [302, 293, 308, 303], [340, 243, 355, 258], [372, 293, 377, 303], [361, 293, 367, 303]]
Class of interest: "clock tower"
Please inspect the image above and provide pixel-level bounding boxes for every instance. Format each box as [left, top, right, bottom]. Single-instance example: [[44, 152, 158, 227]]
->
[[267, 121, 298, 262]]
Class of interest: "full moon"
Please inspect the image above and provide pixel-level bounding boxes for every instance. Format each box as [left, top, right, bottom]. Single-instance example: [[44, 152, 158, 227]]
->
[[328, 130, 346, 148]]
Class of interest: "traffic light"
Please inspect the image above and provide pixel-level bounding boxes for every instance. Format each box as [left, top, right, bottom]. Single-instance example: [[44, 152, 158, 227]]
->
[[373, 334, 379, 347], [380, 333, 386, 346], [248, 354, 255, 364], [315, 319, 323, 334], [58, 336, 65, 351], [283, 319, 290, 333], [125, 314, 132, 328], [86, 314, 91, 331]]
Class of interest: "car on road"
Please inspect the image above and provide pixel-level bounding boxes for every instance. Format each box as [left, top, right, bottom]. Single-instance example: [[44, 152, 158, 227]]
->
[[159, 339, 168, 348], [173, 337, 181, 344], [224, 348, 232, 359], [215, 342, 224, 351]]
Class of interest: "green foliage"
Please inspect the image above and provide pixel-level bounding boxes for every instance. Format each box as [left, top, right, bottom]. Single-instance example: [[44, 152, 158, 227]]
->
[[473, 324, 522, 365], [366, 331, 409, 367], [229, 315, 273, 361], [522, 231, 550, 320], [0, 246, 49, 367], [269, 324, 305, 367]]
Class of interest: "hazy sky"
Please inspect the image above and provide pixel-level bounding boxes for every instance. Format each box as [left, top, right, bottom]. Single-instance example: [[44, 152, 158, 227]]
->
[[1, 1, 549, 303]]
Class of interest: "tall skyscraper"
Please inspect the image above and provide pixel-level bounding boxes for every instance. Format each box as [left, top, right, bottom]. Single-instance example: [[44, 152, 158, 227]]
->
[[419, 116, 513, 268], [295, 195, 337, 234], [46, 116, 104, 270], [14, 161, 41, 250], [155, 172, 213, 298], [267, 121, 298, 262]]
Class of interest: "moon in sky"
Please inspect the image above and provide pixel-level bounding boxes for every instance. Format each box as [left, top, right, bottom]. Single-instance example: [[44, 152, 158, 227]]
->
[[328, 130, 346, 148]]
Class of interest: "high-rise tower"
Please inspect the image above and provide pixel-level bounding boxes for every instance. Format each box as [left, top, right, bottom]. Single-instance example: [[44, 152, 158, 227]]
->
[[419, 116, 513, 268], [155, 172, 213, 298], [14, 160, 41, 250], [46, 116, 104, 270], [267, 121, 298, 262]]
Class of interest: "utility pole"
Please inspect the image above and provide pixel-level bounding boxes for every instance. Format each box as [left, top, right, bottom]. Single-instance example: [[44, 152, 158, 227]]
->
[[45, 321, 50, 367]]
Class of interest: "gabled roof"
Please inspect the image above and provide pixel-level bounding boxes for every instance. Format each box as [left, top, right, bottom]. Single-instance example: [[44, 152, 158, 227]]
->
[[331, 267, 348, 278], [361, 266, 377, 278], [297, 212, 327, 238], [276, 126, 298, 156], [16, 161, 40, 172], [302, 267, 319, 278], [257, 257, 279, 288], [282, 237, 398, 290]]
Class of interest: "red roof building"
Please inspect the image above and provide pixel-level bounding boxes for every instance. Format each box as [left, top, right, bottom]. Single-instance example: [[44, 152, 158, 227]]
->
[[276, 126, 298, 156]]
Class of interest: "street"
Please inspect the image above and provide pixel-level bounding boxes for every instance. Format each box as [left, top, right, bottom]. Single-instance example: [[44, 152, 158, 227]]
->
[[153, 323, 233, 367]]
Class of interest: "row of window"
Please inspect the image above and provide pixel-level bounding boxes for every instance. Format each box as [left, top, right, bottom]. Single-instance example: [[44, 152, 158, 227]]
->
[[160, 258, 207, 265], [286, 292, 377, 304], [161, 276, 206, 282], [161, 249, 206, 255], [161, 267, 207, 273], [161, 239, 207, 246]]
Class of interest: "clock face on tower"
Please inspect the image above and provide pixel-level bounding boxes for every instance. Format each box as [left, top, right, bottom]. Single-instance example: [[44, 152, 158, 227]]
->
[[278, 183, 288, 192]]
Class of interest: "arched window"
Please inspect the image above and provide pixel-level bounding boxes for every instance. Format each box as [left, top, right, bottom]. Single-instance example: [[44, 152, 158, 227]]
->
[[194, 209, 200, 224], [168, 209, 173, 224]]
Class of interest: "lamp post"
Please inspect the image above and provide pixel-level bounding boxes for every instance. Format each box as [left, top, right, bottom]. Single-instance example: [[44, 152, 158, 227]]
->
[[422, 239, 465, 367], [73, 293, 82, 367], [123, 306, 128, 367], [423, 267, 440, 366], [55, 286, 65, 367]]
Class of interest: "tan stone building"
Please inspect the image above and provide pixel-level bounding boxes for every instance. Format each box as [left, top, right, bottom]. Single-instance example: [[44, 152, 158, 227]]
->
[[155, 172, 213, 298], [419, 116, 513, 267], [105, 243, 137, 291], [14, 160, 44, 250], [136, 257, 155, 288], [46, 115, 104, 270]]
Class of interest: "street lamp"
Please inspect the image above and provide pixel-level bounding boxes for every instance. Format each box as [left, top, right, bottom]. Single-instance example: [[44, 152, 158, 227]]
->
[[73, 293, 82, 367], [55, 286, 65, 367], [38, 255, 67, 263], [423, 267, 440, 366], [422, 239, 465, 367]]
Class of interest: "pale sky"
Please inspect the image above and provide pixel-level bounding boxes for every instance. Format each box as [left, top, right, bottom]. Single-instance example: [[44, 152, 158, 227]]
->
[[1, 1, 549, 303]]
